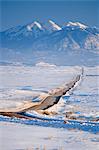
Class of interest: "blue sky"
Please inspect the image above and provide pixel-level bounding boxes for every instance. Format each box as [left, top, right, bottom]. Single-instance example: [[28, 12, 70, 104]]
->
[[0, 0, 99, 31]]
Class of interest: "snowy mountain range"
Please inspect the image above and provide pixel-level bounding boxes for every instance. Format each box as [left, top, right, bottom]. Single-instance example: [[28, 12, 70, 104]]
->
[[0, 20, 99, 50]]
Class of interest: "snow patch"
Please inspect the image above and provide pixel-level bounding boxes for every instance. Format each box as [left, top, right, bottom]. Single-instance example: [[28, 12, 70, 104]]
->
[[49, 20, 62, 31], [27, 21, 43, 31], [67, 21, 87, 29], [35, 61, 56, 67]]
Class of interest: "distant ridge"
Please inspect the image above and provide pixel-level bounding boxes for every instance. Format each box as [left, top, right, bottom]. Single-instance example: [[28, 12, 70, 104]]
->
[[0, 20, 99, 50]]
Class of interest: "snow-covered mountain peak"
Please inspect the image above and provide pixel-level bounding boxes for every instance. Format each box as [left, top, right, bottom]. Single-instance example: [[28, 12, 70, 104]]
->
[[34, 21, 43, 30], [27, 21, 43, 31], [48, 20, 62, 31], [67, 21, 87, 29], [1, 20, 99, 51]]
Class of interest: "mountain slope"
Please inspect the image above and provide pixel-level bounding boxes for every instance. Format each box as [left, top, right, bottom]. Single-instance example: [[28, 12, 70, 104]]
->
[[0, 21, 48, 49], [0, 20, 99, 50]]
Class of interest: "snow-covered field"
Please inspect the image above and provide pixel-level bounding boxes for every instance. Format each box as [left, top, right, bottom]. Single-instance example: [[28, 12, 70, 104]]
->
[[0, 122, 99, 150], [0, 63, 99, 150]]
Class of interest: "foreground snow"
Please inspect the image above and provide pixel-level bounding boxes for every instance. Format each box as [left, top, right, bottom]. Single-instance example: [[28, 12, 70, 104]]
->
[[0, 122, 99, 150], [0, 64, 99, 150]]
